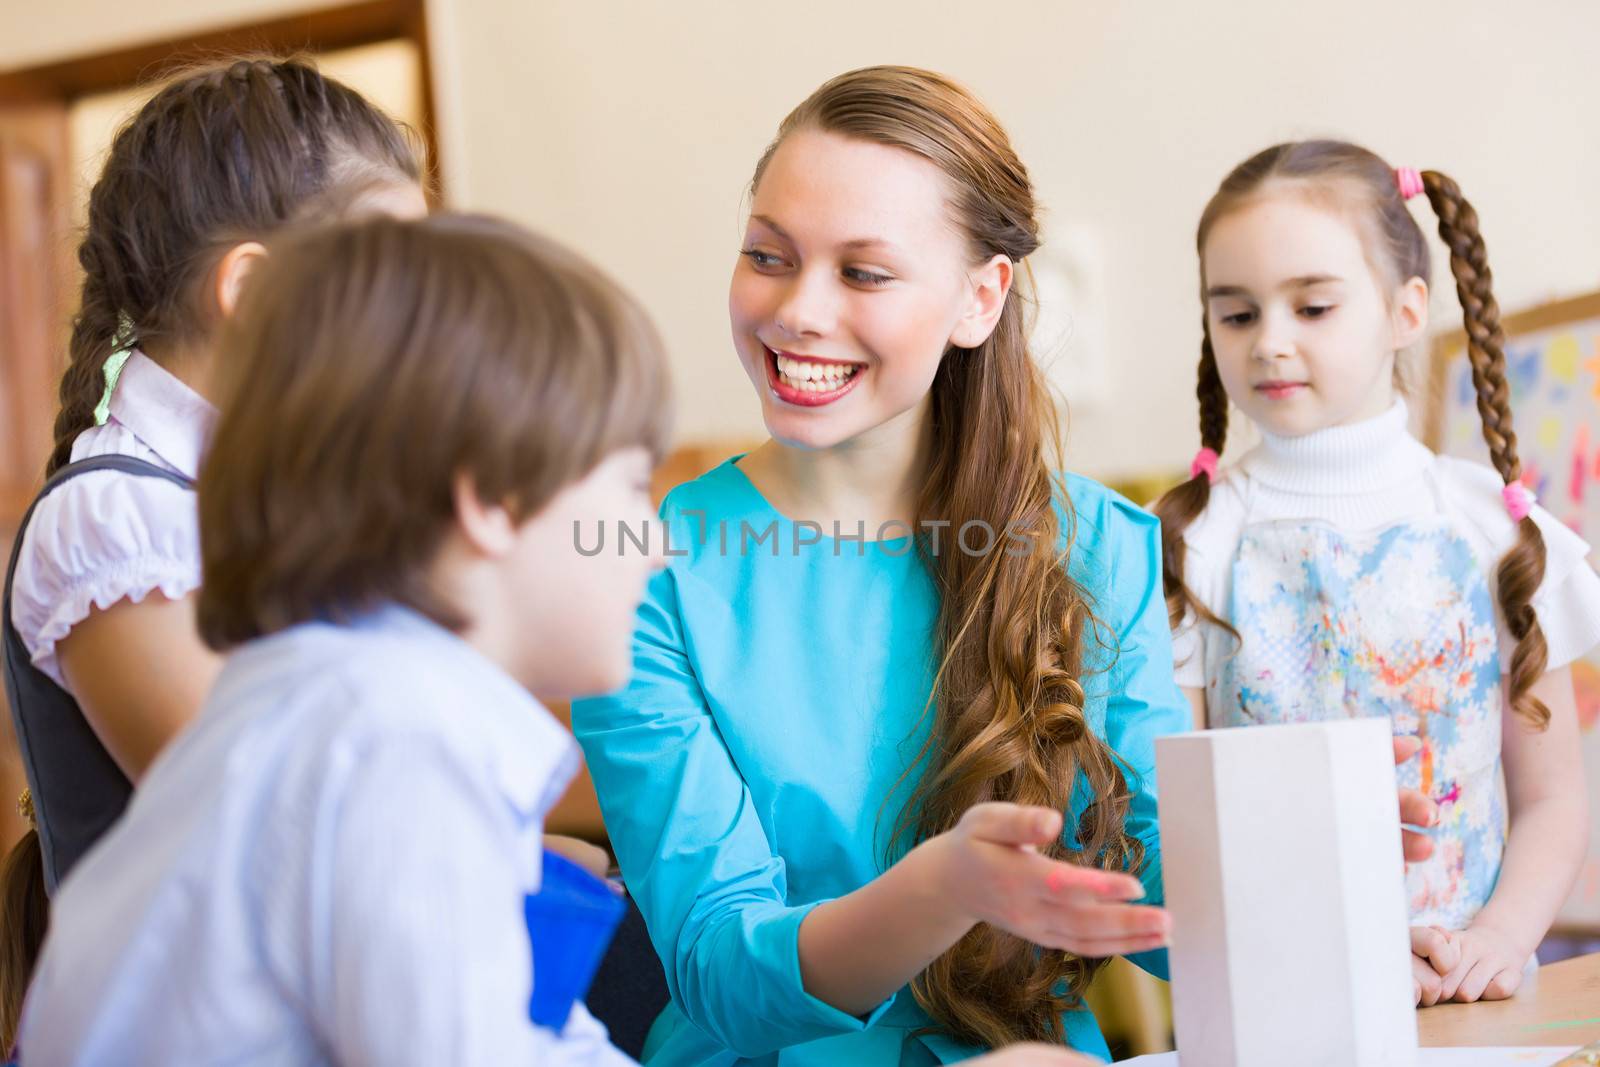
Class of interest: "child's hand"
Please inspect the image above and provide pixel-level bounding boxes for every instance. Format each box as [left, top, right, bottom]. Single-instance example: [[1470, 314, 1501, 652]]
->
[[1410, 926, 1461, 1006], [1437, 921, 1530, 1003], [1393, 737, 1438, 864], [930, 802, 1170, 957], [969, 1044, 1101, 1065]]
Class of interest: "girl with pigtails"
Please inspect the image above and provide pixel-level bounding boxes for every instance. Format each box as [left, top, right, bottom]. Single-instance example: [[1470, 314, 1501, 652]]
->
[[0, 56, 426, 1051], [1155, 141, 1600, 1008]]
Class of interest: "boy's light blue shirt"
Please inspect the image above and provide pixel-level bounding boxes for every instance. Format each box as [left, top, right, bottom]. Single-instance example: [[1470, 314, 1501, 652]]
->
[[572, 461, 1188, 1066], [21, 606, 634, 1067]]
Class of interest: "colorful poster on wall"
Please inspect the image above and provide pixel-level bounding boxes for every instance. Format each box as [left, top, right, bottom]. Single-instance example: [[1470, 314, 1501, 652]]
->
[[1428, 292, 1600, 932]]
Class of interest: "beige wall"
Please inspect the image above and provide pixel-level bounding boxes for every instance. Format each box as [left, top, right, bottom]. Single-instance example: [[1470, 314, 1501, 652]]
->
[[9, 0, 1599, 481], [429, 0, 1600, 480]]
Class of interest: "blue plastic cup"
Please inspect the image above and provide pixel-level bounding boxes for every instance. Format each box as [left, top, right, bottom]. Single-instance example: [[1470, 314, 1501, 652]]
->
[[524, 848, 627, 1031]]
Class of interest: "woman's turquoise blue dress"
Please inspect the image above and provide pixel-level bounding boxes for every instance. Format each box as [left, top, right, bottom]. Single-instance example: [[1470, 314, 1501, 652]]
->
[[572, 460, 1189, 1065]]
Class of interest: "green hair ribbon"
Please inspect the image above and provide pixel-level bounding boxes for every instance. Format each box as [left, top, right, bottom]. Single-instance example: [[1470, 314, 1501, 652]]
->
[[93, 314, 136, 426]]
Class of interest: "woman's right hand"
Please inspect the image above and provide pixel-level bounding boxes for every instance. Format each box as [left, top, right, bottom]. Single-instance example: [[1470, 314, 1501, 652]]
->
[[971, 1042, 1105, 1065], [928, 802, 1170, 957]]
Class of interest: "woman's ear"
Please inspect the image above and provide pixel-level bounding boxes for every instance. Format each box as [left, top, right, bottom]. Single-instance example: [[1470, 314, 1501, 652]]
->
[[949, 253, 1013, 349], [1391, 275, 1429, 350], [213, 241, 269, 318]]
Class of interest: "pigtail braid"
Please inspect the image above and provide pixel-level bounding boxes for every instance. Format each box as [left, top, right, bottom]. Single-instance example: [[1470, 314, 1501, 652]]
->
[[45, 246, 124, 476], [1154, 318, 1237, 645], [1422, 169, 1549, 728]]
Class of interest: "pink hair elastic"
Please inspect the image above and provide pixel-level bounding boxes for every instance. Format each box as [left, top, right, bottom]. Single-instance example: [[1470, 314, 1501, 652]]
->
[[1190, 447, 1220, 483], [1502, 482, 1536, 522], [1395, 167, 1425, 201]]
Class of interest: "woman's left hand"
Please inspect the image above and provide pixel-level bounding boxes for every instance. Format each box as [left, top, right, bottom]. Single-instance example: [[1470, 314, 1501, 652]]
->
[[544, 833, 612, 879]]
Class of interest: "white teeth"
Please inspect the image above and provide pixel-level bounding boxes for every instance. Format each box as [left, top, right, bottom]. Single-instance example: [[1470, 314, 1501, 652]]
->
[[774, 353, 861, 393], [776, 354, 858, 382]]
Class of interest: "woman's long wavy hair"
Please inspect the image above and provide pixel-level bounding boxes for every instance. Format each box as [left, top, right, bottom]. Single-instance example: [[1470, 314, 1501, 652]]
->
[[1154, 140, 1549, 728], [751, 66, 1142, 1047]]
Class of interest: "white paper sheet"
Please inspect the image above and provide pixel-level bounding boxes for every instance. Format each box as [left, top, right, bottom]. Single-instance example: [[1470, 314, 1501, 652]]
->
[[1115, 1050, 1581, 1066]]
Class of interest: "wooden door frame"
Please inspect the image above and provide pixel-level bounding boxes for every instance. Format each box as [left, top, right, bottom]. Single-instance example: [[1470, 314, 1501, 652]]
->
[[0, 101, 74, 522], [0, 0, 442, 192]]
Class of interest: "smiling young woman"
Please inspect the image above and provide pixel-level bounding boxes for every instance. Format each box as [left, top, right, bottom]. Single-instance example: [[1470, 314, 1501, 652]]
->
[[571, 66, 1188, 1065]]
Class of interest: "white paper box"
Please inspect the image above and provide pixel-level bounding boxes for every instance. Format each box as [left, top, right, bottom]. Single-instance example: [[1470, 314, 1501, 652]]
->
[[1155, 719, 1417, 1067]]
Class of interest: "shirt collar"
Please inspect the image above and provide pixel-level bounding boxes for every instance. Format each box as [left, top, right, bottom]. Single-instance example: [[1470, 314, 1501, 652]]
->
[[106, 350, 217, 480], [1240, 399, 1433, 496], [352, 605, 581, 821]]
